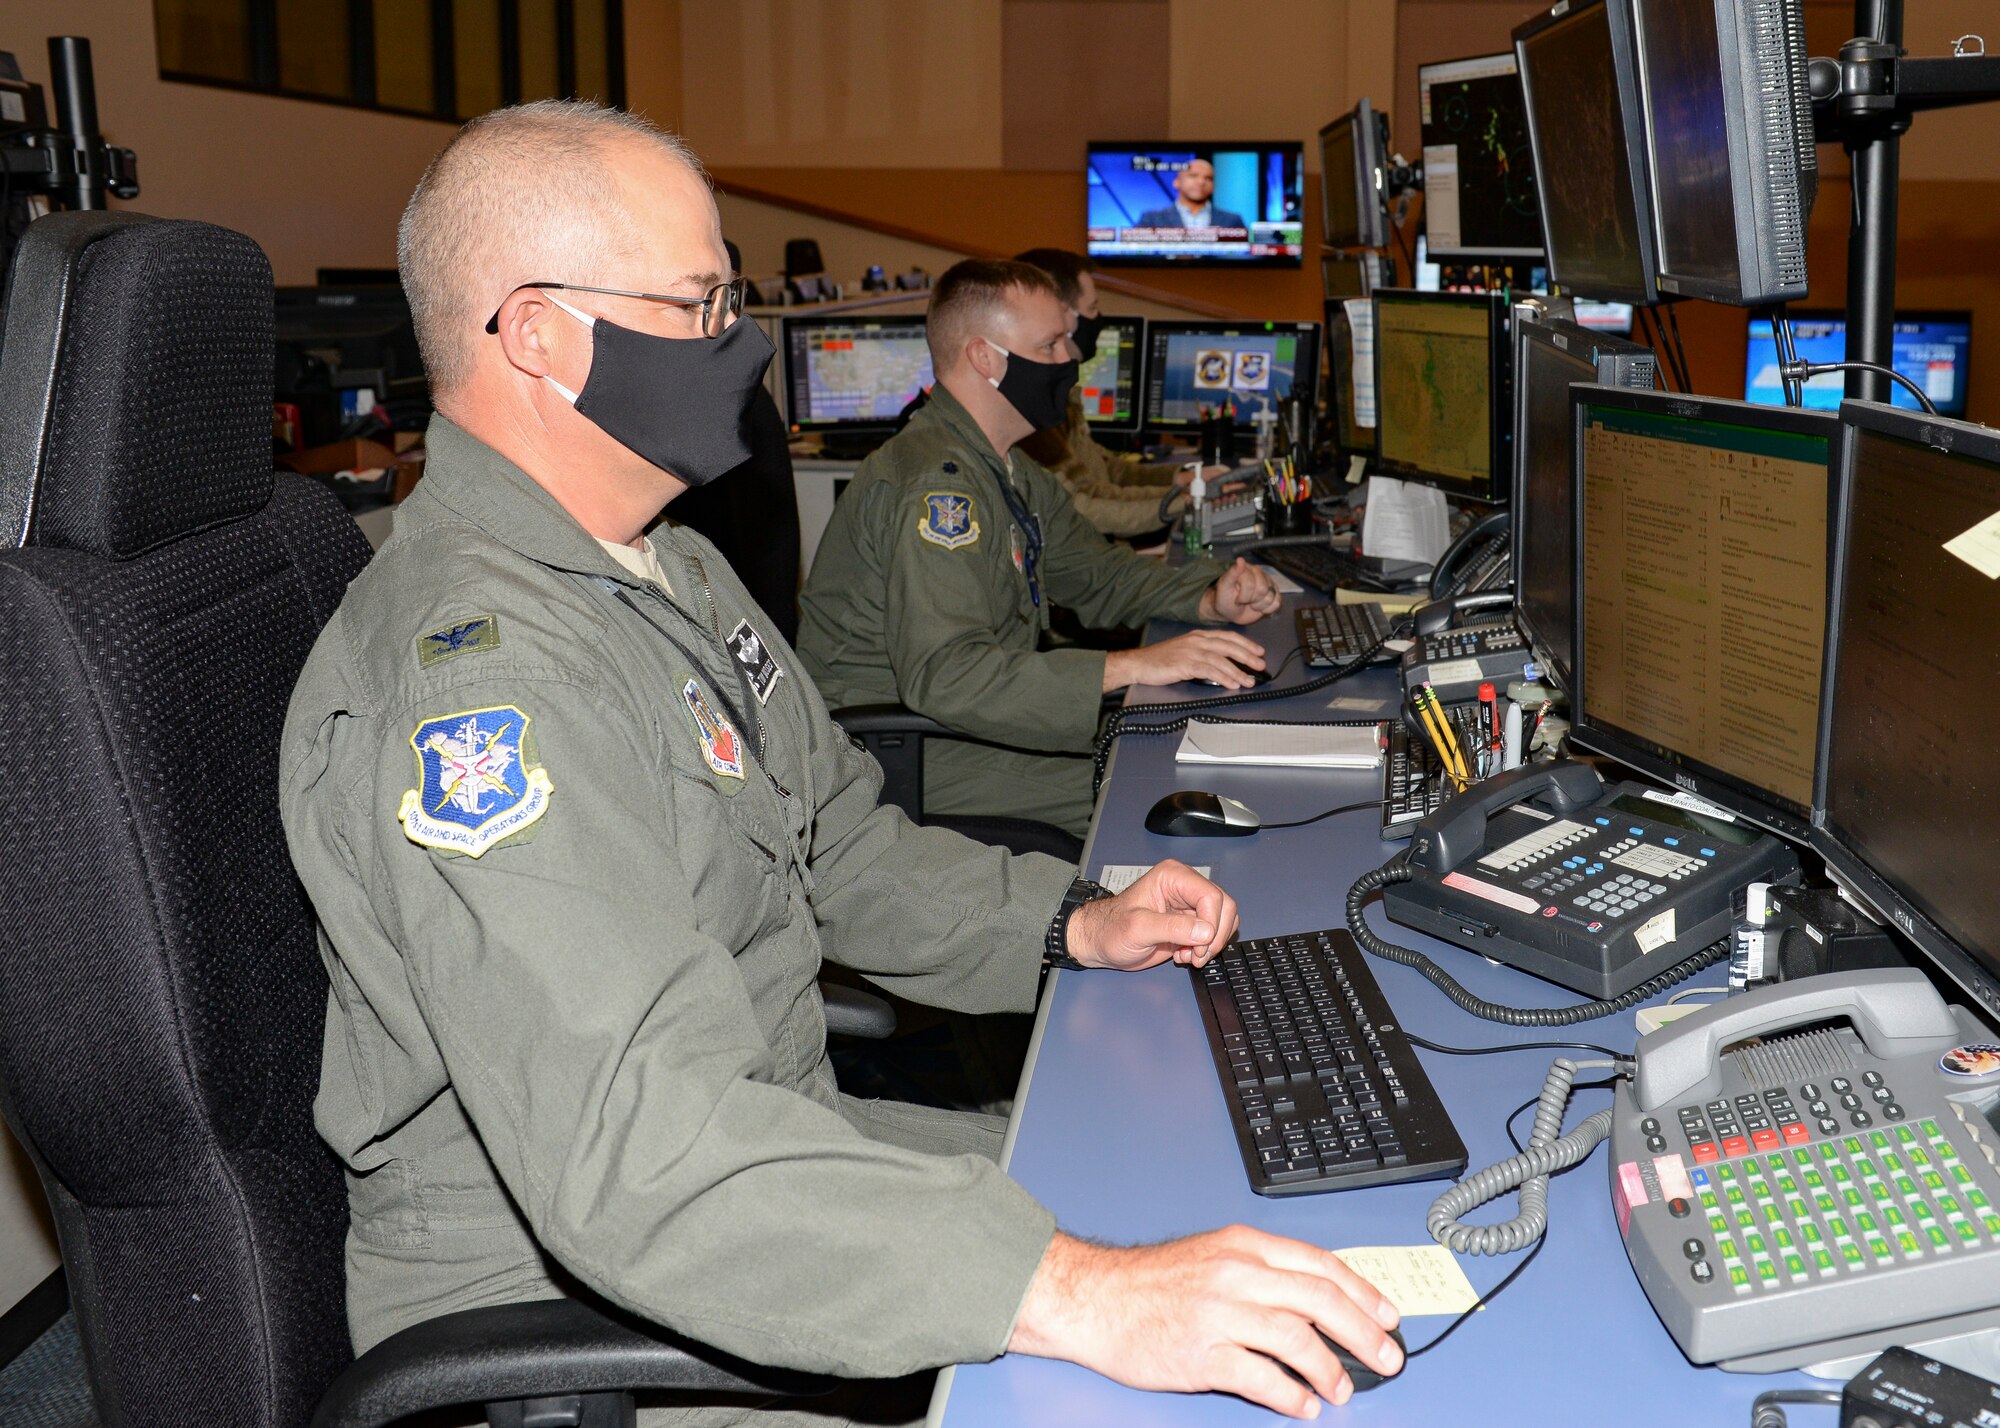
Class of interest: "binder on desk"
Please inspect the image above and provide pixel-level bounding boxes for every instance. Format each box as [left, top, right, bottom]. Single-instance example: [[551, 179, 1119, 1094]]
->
[[1174, 721, 1384, 769]]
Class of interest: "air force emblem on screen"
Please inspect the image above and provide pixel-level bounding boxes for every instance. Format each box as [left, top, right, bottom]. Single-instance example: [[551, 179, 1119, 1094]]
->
[[398, 705, 553, 857], [919, 491, 980, 550]]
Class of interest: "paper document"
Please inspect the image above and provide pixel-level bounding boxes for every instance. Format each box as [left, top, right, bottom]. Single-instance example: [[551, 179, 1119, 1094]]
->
[[1097, 863, 1210, 894], [1361, 475, 1451, 565], [1175, 721, 1383, 769], [1263, 568, 1305, 595], [1332, 1245, 1482, 1316], [1420, 145, 1462, 250], [1944, 508, 2000, 579], [1343, 298, 1378, 428]]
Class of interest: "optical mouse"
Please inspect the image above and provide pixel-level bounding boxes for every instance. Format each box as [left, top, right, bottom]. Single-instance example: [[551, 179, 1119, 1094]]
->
[[1195, 660, 1274, 688], [1144, 790, 1261, 837], [1272, 1325, 1406, 1396]]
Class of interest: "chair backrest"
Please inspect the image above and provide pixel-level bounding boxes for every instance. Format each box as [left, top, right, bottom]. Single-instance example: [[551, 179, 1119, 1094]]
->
[[0, 211, 373, 1426]]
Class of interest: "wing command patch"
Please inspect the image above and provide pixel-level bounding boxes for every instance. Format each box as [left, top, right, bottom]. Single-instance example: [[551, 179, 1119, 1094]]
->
[[918, 491, 980, 550], [398, 705, 553, 857]]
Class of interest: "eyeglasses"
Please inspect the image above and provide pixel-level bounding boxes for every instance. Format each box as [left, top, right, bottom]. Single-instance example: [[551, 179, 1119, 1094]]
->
[[483, 277, 749, 339]]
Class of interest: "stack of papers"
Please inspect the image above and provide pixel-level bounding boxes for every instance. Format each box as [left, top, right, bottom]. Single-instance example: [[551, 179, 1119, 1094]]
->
[[1175, 721, 1385, 769]]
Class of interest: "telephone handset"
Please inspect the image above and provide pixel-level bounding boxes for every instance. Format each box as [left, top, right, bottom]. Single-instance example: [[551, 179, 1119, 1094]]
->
[[1612, 968, 2000, 1375], [1380, 759, 1799, 999], [1428, 509, 1512, 600]]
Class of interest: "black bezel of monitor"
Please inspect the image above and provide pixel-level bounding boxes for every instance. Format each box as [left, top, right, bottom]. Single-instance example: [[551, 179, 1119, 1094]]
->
[[1509, 322, 1601, 692], [1318, 99, 1389, 250], [779, 314, 931, 434], [1568, 386, 1842, 840], [1512, 0, 1661, 305], [1140, 320, 1322, 432], [1078, 315, 1148, 434], [1086, 141, 1306, 269], [1810, 399, 2000, 1024], [1322, 299, 1376, 459], [1369, 288, 1510, 502]]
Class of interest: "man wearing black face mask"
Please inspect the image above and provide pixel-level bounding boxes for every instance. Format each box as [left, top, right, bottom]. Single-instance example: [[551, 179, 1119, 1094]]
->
[[798, 259, 1284, 837], [1011, 248, 1225, 539]]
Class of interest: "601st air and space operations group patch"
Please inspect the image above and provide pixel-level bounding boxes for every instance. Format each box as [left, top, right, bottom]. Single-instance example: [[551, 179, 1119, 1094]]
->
[[398, 704, 553, 857]]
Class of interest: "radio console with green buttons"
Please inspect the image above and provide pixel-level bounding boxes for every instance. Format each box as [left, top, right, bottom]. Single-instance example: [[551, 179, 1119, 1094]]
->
[[1611, 970, 2000, 1374]]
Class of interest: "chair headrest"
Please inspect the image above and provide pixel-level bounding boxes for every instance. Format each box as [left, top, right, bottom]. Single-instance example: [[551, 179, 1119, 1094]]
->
[[0, 211, 277, 558]]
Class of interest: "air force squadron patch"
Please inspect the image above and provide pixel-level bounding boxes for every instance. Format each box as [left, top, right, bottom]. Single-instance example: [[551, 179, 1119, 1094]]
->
[[918, 491, 979, 550], [682, 679, 745, 779], [398, 706, 553, 857]]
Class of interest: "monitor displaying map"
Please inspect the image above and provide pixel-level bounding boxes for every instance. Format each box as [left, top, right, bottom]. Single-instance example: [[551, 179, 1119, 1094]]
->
[[1373, 289, 1505, 500], [781, 316, 933, 431], [1140, 320, 1322, 430], [1418, 52, 1544, 259]]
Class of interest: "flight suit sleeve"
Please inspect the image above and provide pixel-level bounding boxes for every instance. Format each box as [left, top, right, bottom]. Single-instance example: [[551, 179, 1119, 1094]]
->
[[1032, 463, 1224, 631], [881, 482, 1107, 752], [317, 662, 1056, 1378]]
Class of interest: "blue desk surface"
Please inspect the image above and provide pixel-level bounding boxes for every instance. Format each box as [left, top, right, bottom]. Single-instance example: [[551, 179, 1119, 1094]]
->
[[931, 594, 1820, 1427]]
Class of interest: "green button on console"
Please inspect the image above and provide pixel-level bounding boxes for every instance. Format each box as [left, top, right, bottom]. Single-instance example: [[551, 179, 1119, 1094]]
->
[[1774, 1227, 1794, 1250], [1737, 1209, 1756, 1229], [1828, 1215, 1851, 1239], [1921, 1118, 1943, 1137], [1897, 1125, 1917, 1144], [1801, 1222, 1822, 1244], [1928, 1225, 1952, 1248], [1897, 1231, 1922, 1255], [1866, 1236, 1892, 1260], [1871, 1131, 1892, 1150], [1783, 1252, 1807, 1276], [1718, 1236, 1739, 1260], [1813, 1249, 1835, 1272], [1956, 1221, 1978, 1244], [1804, 1169, 1825, 1189], [1745, 1232, 1767, 1256], [1845, 1187, 1866, 1208], [1925, 1171, 1948, 1192], [1730, 1265, 1751, 1289], [1938, 1195, 1962, 1218], [1841, 1242, 1864, 1266], [1757, 1260, 1779, 1284]]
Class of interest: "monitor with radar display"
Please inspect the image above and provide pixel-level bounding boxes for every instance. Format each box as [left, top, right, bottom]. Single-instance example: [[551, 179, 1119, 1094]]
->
[[781, 316, 933, 433], [1087, 143, 1305, 266], [1371, 289, 1509, 501], [1630, 0, 1816, 304], [1417, 52, 1543, 259], [1513, 0, 1660, 304], [1077, 315, 1146, 432], [1814, 400, 2000, 1017], [1510, 318, 1656, 691], [1141, 321, 1321, 430], [1319, 100, 1391, 250], [1744, 311, 1972, 418], [1571, 389, 1840, 838]]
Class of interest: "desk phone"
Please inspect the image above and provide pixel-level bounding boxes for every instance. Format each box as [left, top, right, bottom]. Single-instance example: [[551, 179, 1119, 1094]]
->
[[1614, 970, 2000, 1374], [1400, 621, 1531, 703], [1382, 761, 1798, 998]]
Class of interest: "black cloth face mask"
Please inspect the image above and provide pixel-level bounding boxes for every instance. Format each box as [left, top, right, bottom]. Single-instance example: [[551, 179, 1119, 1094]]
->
[[1071, 310, 1107, 364], [982, 338, 1079, 433], [546, 295, 775, 487]]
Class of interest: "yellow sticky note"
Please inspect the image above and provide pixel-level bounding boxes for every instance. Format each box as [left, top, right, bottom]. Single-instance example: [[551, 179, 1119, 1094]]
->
[[1332, 1244, 1482, 1317], [1944, 510, 2000, 580]]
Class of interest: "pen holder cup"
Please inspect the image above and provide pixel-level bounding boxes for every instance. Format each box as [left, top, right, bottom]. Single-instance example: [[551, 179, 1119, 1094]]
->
[[1264, 498, 1313, 537]]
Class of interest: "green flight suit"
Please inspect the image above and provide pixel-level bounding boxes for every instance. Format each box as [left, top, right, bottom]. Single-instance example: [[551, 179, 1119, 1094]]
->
[[279, 417, 1069, 1420], [796, 384, 1224, 836]]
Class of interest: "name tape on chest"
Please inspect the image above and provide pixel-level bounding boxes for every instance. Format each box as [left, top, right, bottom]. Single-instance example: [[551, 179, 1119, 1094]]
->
[[726, 619, 784, 705], [398, 704, 553, 857], [918, 490, 980, 550]]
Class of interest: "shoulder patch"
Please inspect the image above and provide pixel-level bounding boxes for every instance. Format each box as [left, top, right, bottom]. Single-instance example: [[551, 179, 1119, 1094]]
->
[[417, 615, 501, 668], [681, 679, 746, 779], [398, 705, 553, 858], [918, 490, 980, 550]]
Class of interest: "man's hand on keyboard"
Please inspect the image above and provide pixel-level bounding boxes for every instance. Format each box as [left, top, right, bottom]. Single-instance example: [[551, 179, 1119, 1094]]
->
[[1200, 557, 1284, 625], [1102, 628, 1266, 691], [1065, 858, 1236, 970], [1008, 1225, 1403, 1416]]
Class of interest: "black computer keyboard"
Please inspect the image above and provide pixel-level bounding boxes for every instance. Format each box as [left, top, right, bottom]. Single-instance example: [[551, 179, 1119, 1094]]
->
[[1249, 542, 1425, 597], [1294, 602, 1398, 668], [1381, 703, 1487, 839], [1191, 927, 1468, 1196]]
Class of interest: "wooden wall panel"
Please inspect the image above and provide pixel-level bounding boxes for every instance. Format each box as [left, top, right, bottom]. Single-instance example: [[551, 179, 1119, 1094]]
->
[[1000, 0, 1169, 173]]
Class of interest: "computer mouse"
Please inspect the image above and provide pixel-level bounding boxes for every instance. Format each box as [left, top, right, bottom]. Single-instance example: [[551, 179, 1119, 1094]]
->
[[1272, 1326, 1407, 1396], [1195, 659, 1274, 688], [1144, 790, 1261, 837]]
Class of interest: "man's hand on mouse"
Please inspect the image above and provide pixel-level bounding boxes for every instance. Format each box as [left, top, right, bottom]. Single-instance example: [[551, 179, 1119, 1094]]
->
[[1063, 859, 1235, 971], [1200, 557, 1284, 625], [1008, 1225, 1404, 1417], [1102, 628, 1266, 692]]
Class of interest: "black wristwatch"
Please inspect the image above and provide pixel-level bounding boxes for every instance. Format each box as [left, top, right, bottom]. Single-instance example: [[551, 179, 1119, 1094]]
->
[[1045, 876, 1110, 970]]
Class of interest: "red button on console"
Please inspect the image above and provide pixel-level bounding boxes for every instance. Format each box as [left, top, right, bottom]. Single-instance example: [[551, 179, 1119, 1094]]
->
[[1751, 1129, 1780, 1150], [1721, 1136, 1750, 1158], [1781, 1123, 1811, 1145], [1691, 1142, 1719, 1163]]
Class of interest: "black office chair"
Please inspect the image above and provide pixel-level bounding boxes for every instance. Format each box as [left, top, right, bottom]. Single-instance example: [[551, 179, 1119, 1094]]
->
[[0, 211, 829, 1427]]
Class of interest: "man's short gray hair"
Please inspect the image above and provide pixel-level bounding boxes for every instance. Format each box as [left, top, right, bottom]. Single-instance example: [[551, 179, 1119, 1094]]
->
[[397, 100, 708, 396]]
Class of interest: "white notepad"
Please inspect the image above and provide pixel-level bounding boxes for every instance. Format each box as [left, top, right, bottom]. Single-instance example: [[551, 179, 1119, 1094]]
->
[[1174, 721, 1384, 769]]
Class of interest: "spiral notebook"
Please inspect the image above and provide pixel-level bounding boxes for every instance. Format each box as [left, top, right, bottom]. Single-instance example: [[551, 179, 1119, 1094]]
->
[[1173, 721, 1385, 769]]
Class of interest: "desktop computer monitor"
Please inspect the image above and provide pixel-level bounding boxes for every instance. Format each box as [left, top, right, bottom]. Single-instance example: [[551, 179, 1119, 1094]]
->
[[1813, 400, 2000, 1019], [1514, 0, 1660, 305], [1140, 320, 1321, 431], [1323, 299, 1375, 458], [780, 315, 933, 434], [1086, 142, 1306, 266], [1417, 52, 1543, 260], [1371, 288, 1509, 501], [1744, 311, 1972, 419], [1077, 315, 1146, 432], [1571, 388, 1841, 839], [1510, 319, 1657, 692], [1319, 100, 1391, 250]]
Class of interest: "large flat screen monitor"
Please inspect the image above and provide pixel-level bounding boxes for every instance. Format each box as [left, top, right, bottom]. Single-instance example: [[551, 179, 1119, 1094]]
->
[[1140, 320, 1321, 431], [781, 315, 932, 434], [1631, 0, 1816, 305], [1319, 100, 1390, 250], [1510, 319, 1657, 691], [1571, 388, 1840, 838], [1087, 143, 1305, 266], [1814, 400, 2000, 1019], [1078, 315, 1146, 433], [1514, 0, 1660, 304], [1417, 53, 1543, 259], [1371, 288, 1509, 501], [1745, 311, 1972, 419]]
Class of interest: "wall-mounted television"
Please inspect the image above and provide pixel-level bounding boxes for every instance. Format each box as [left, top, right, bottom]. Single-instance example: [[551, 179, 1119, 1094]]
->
[[1087, 142, 1305, 267]]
